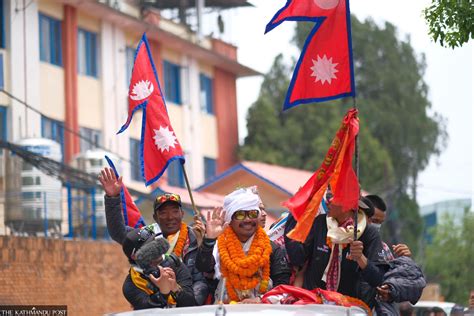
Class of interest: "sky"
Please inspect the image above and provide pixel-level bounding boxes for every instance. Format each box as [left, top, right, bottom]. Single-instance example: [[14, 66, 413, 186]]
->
[[205, 0, 473, 207]]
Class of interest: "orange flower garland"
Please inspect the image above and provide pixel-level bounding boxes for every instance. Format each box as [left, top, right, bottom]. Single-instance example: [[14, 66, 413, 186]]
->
[[170, 222, 188, 257], [218, 226, 272, 301]]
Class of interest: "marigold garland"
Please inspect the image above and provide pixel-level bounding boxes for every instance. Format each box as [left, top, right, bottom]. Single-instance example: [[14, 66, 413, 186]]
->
[[218, 226, 272, 302], [170, 222, 188, 257]]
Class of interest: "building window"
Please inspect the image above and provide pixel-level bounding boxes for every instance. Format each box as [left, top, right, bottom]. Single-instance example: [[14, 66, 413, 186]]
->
[[163, 60, 181, 105], [78, 28, 98, 77], [0, 1, 5, 49], [39, 14, 62, 66], [0, 106, 6, 141], [125, 46, 135, 87], [22, 177, 35, 186], [204, 157, 216, 182], [41, 116, 65, 160], [0, 53, 4, 89], [79, 127, 102, 152], [130, 138, 141, 181], [200, 74, 213, 114], [167, 159, 184, 188]]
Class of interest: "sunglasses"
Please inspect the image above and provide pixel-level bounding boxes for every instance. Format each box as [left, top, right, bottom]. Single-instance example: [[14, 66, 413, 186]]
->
[[232, 210, 259, 221], [156, 193, 181, 203]]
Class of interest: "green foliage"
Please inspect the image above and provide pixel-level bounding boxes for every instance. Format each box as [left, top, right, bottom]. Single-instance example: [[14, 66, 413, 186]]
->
[[424, 0, 474, 48], [424, 212, 474, 305], [240, 16, 448, 252]]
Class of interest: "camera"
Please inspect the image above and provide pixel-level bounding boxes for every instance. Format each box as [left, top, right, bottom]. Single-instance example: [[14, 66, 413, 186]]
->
[[144, 253, 181, 279]]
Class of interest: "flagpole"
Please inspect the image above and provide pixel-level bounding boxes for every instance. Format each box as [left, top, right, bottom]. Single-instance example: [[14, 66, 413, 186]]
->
[[180, 164, 200, 219], [353, 97, 359, 241]]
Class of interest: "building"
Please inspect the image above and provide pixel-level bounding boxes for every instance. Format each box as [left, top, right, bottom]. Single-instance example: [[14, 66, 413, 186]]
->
[[0, 0, 258, 235], [420, 198, 472, 242]]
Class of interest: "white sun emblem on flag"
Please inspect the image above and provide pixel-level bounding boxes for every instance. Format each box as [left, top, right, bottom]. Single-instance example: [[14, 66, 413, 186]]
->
[[130, 80, 154, 101], [310, 55, 339, 85], [153, 126, 178, 152]]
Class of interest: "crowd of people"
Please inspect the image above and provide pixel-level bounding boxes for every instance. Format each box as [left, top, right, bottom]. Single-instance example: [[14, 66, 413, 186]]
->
[[98, 166, 469, 315]]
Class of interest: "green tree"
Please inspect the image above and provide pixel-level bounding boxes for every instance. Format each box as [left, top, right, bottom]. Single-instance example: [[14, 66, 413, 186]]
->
[[424, 211, 474, 305], [241, 16, 447, 253], [423, 0, 474, 48]]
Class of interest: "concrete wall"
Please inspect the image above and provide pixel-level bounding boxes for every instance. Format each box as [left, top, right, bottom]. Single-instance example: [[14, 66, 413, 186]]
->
[[0, 236, 131, 315]]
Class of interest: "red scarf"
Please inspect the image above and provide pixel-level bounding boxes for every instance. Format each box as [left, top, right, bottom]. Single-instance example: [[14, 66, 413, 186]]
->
[[326, 216, 354, 291]]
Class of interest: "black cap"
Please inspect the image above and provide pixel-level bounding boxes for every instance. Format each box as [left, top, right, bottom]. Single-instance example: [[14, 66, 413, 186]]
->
[[359, 196, 375, 218], [122, 227, 155, 262], [153, 193, 182, 212]]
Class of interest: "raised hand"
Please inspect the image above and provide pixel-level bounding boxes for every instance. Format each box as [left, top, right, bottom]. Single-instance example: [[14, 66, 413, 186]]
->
[[192, 215, 206, 246], [205, 207, 226, 239], [98, 167, 122, 197]]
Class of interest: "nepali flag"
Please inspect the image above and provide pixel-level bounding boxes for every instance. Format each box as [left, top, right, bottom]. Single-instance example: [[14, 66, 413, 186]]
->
[[105, 156, 146, 229], [266, 0, 355, 110], [283, 108, 359, 242], [118, 33, 185, 186]]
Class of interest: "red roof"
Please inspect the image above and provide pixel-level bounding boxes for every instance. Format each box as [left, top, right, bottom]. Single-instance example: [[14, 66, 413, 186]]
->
[[241, 161, 314, 195]]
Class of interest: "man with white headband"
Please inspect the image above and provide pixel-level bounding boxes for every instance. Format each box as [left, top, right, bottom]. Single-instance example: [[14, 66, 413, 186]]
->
[[195, 188, 291, 303]]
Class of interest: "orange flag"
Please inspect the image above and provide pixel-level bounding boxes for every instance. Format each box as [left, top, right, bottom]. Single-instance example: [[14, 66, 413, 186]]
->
[[283, 108, 359, 242]]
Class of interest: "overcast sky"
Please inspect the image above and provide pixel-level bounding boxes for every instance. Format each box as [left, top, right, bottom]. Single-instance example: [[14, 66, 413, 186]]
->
[[207, 0, 473, 207]]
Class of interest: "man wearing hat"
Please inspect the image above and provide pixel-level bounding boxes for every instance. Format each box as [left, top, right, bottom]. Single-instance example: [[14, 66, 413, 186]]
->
[[195, 187, 291, 303], [283, 196, 386, 308], [121, 229, 196, 309], [99, 167, 209, 305]]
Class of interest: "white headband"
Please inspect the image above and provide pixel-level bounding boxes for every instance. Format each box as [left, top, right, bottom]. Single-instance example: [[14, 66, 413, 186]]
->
[[223, 188, 261, 223]]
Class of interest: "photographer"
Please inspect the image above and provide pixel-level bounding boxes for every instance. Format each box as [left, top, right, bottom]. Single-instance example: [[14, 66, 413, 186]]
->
[[123, 237, 196, 309]]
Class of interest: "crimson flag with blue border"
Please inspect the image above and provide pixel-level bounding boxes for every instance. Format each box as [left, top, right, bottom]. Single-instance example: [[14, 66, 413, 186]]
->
[[266, 0, 356, 110], [118, 33, 185, 186]]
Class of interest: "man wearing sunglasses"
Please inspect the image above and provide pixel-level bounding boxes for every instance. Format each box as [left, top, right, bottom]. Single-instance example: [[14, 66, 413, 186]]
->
[[99, 167, 209, 306], [195, 187, 291, 304]]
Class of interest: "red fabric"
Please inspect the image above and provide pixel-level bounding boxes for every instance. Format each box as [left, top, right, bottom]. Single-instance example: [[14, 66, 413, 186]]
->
[[261, 285, 322, 305], [283, 109, 359, 242], [105, 156, 145, 229], [118, 34, 184, 186], [266, 0, 354, 109], [329, 112, 360, 210], [326, 217, 353, 291], [122, 184, 145, 229]]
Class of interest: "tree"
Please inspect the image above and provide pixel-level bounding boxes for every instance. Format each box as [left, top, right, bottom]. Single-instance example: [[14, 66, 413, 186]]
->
[[424, 211, 474, 305], [240, 16, 447, 254], [423, 0, 474, 49]]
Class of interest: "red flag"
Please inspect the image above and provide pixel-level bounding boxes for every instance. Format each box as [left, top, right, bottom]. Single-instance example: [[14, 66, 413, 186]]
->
[[118, 33, 185, 186], [105, 156, 146, 229], [283, 109, 359, 242], [266, 0, 355, 110]]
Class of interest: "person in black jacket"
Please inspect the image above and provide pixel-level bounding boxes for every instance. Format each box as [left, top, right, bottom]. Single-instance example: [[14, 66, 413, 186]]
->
[[124, 236, 196, 309], [98, 167, 209, 305], [196, 188, 291, 304], [284, 198, 386, 308]]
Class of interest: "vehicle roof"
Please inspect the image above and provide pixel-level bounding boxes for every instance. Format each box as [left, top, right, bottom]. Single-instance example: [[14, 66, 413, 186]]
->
[[107, 304, 368, 316]]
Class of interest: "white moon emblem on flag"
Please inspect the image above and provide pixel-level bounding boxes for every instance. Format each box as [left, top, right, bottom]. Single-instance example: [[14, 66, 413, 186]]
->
[[153, 126, 178, 153], [130, 80, 154, 101], [313, 0, 339, 10], [310, 55, 339, 85]]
